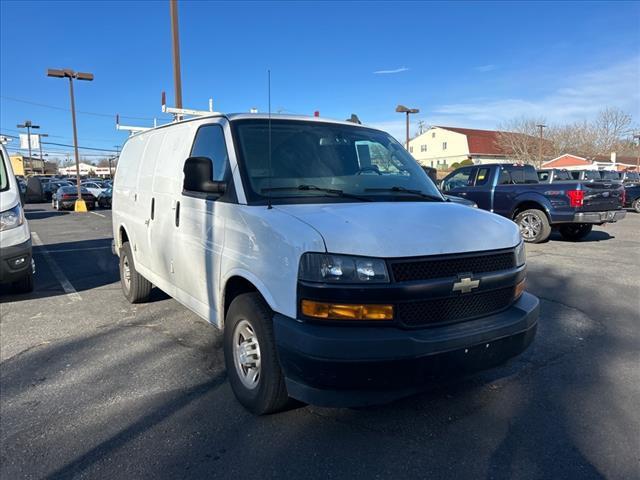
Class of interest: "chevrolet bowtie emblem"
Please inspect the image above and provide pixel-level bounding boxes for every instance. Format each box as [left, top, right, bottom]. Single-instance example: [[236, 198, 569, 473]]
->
[[453, 277, 480, 294]]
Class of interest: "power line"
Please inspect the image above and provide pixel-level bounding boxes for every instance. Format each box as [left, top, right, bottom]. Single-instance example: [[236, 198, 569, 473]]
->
[[0, 95, 155, 121], [0, 132, 117, 153]]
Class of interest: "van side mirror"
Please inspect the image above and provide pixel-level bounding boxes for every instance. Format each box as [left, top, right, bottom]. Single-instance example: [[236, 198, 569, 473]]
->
[[183, 157, 226, 195]]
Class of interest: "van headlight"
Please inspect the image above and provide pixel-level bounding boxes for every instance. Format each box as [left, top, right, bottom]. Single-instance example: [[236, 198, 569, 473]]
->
[[515, 240, 526, 267], [298, 253, 390, 283], [0, 203, 24, 232]]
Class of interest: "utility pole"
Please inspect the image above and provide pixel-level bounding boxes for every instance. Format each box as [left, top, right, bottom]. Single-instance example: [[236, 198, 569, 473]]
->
[[38, 133, 49, 174], [396, 105, 420, 150], [536, 124, 547, 167], [634, 133, 640, 170], [16, 120, 40, 174], [170, 0, 183, 110], [417, 120, 425, 135], [47, 68, 94, 212]]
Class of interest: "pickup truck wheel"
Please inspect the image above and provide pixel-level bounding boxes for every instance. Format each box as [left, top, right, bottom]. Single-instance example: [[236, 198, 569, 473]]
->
[[559, 224, 593, 241], [224, 292, 289, 415], [515, 209, 551, 243], [633, 198, 640, 213], [119, 242, 151, 303]]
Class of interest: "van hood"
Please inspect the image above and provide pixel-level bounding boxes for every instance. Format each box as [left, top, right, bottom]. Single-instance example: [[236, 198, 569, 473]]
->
[[275, 202, 520, 258]]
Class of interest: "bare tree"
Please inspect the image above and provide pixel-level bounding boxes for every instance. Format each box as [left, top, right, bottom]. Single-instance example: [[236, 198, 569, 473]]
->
[[496, 117, 550, 166]]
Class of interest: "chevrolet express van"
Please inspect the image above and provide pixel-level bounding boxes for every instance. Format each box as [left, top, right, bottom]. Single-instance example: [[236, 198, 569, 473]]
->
[[0, 144, 34, 293], [112, 114, 538, 414]]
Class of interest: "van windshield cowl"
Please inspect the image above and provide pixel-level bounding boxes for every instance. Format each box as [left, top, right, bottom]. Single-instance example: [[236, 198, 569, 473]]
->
[[231, 119, 443, 204]]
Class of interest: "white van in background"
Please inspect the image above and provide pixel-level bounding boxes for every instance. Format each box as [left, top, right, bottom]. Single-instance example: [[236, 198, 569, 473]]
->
[[0, 144, 34, 293], [112, 114, 538, 414]]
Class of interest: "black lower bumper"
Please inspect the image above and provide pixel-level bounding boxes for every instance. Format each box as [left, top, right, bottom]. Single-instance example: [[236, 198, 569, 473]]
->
[[0, 238, 33, 284], [274, 292, 539, 407]]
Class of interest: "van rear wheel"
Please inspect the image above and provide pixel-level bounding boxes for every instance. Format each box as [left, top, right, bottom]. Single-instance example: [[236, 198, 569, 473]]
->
[[515, 209, 551, 243], [119, 242, 151, 303], [224, 293, 289, 415]]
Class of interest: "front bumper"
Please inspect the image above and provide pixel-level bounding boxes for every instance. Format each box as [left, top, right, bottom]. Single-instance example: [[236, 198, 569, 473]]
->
[[274, 292, 539, 407], [0, 238, 33, 284], [573, 210, 626, 224]]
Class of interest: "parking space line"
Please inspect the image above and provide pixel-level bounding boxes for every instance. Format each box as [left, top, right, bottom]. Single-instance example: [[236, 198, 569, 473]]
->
[[31, 232, 82, 302], [45, 246, 112, 253], [91, 211, 106, 218]]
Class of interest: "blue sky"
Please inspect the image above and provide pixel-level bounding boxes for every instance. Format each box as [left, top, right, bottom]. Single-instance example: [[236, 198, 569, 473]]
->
[[1, 0, 638, 161]]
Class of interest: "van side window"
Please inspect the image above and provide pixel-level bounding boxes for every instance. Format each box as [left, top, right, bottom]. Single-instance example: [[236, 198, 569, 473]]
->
[[190, 125, 229, 181]]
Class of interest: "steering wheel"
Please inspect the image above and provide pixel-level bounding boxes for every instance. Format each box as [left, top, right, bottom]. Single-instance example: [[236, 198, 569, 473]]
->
[[355, 167, 382, 175]]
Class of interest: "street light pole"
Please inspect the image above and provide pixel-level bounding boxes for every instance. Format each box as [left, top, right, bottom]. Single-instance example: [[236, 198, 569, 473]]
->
[[536, 124, 547, 168], [17, 120, 40, 174], [170, 0, 183, 110], [396, 105, 420, 151], [47, 68, 94, 212]]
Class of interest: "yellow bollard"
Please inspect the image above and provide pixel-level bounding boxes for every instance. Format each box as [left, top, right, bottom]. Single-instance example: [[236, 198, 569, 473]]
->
[[74, 199, 88, 212]]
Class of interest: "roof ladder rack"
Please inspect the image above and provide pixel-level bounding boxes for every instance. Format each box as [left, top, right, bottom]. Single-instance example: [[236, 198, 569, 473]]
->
[[115, 114, 156, 136], [161, 91, 220, 120]]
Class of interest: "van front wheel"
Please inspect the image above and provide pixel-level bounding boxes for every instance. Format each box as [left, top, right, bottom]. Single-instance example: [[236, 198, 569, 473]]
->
[[224, 293, 289, 415], [119, 242, 151, 303]]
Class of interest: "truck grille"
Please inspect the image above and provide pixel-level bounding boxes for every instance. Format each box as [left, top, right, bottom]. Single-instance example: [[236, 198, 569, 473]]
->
[[396, 286, 515, 328], [391, 250, 515, 282]]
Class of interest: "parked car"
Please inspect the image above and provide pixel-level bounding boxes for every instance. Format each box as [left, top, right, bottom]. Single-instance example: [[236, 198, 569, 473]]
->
[[536, 168, 574, 183], [81, 181, 107, 198], [444, 194, 477, 207], [52, 186, 96, 210], [43, 180, 73, 201], [620, 170, 640, 184], [0, 144, 34, 293], [623, 184, 640, 212], [16, 177, 27, 204], [570, 170, 603, 182], [113, 114, 539, 414], [97, 187, 112, 208], [442, 163, 626, 242], [25, 176, 46, 203]]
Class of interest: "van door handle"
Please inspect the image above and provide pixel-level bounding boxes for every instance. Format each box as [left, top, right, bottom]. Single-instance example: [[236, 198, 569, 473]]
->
[[175, 201, 180, 227]]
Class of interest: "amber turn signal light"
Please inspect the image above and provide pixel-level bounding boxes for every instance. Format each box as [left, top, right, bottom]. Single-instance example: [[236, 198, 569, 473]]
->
[[515, 279, 526, 300], [301, 300, 393, 320]]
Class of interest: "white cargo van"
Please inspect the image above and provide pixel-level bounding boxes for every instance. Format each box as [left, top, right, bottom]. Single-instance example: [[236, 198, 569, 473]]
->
[[0, 144, 34, 293], [112, 114, 538, 414]]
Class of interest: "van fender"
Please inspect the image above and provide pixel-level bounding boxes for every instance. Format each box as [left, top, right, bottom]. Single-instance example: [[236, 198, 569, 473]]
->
[[219, 268, 280, 328], [510, 192, 553, 220]]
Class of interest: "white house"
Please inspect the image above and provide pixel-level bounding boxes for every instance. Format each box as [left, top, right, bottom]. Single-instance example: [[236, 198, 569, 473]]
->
[[408, 126, 515, 169]]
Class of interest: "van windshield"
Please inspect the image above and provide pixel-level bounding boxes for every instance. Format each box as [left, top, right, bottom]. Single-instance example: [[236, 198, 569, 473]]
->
[[0, 152, 8, 192], [232, 119, 442, 204]]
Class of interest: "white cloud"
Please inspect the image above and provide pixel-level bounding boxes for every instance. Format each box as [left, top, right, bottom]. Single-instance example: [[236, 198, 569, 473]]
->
[[373, 66, 410, 75], [475, 64, 496, 72], [433, 57, 640, 126]]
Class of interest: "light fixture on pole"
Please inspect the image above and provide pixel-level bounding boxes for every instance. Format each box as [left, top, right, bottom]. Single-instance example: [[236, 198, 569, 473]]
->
[[47, 68, 94, 212], [16, 120, 40, 174], [395, 105, 419, 150]]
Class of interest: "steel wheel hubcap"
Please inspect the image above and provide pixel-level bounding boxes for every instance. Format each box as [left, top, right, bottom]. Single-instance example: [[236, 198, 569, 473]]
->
[[232, 319, 261, 390], [122, 256, 131, 291], [519, 214, 541, 240]]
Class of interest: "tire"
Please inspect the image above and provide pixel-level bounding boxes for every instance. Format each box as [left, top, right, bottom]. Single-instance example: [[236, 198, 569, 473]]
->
[[12, 270, 34, 294], [119, 242, 151, 303], [559, 223, 593, 241], [633, 198, 640, 214], [224, 292, 289, 415], [514, 209, 552, 243]]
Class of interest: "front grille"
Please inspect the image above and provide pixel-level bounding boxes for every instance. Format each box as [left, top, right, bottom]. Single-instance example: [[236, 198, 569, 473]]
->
[[391, 250, 515, 282], [396, 286, 515, 328]]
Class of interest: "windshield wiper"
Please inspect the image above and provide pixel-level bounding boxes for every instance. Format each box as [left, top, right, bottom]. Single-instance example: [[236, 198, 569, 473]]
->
[[261, 184, 372, 202], [364, 186, 444, 201]]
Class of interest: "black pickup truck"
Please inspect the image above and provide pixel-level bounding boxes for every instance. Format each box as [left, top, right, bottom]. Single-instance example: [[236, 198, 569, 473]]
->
[[442, 164, 626, 243]]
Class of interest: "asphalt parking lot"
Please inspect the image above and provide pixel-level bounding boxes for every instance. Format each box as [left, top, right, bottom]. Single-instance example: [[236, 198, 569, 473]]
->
[[1, 204, 639, 480]]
